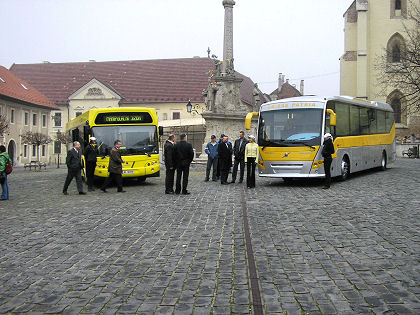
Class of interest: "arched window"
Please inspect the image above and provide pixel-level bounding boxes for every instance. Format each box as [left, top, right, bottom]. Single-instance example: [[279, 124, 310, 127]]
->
[[392, 44, 401, 62], [395, 0, 402, 10], [387, 90, 406, 125], [391, 98, 401, 123], [387, 33, 406, 63]]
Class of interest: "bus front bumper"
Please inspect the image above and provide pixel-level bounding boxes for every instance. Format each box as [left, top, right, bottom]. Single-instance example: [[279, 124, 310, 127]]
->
[[258, 160, 325, 178]]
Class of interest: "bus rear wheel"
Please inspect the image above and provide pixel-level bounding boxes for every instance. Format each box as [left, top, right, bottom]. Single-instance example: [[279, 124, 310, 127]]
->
[[339, 156, 350, 181], [380, 151, 387, 171]]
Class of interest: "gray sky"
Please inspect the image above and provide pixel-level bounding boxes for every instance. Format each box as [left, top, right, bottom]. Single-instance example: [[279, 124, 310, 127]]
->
[[0, 0, 353, 96]]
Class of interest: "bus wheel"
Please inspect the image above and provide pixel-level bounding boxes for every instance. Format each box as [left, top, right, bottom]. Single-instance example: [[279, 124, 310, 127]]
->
[[339, 156, 350, 181], [137, 177, 146, 183], [380, 151, 387, 171]]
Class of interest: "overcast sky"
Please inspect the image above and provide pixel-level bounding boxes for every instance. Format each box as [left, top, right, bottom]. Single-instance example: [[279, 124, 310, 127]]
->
[[0, 0, 354, 96]]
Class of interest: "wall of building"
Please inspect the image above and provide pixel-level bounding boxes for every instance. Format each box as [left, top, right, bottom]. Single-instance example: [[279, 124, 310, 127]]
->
[[0, 100, 52, 166]]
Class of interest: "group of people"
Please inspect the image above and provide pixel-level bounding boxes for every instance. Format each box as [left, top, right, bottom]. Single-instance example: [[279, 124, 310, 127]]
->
[[58, 130, 335, 195], [63, 138, 126, 195], [203, 131, 259, 188]]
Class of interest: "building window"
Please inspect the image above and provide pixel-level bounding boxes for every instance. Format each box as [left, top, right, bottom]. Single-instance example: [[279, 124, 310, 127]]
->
[[391, 98, 402, 123], [42, 114, 47, 128], [32, 145, 37, 157], [10, 109, 15, 123], [23, 144, 28, 158], [172, 112, 181, 120], [387, 33, 405, 63], [24, 112, 29, 125], [33, 113, 37, 126], [395, 0, 401, 10], [162, 113, 168, 120], [75, 112, 82, 117], [391, 0, 406, 17], [41, 145, 46, 157], [54, 141, 61, 154], [53, 112, 62, 127]]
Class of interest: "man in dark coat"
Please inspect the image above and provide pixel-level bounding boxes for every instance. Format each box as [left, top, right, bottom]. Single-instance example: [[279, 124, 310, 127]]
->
[[218, 135, 233, 185], [164, 134, 176, 194], [174, 134, 194, 195], [231, 131, 247, 183], [101, 140, 126, 193], [84, 137, 99, 191], [321, 133, 335, 189], [63, 141, 86, 195]]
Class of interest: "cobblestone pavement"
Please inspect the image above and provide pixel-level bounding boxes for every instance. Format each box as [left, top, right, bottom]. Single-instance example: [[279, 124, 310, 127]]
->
[[0, 158, 419, 314]]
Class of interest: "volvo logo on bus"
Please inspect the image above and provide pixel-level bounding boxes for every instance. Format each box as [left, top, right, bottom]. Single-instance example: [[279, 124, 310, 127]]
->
[[282, 152, 290, 158]]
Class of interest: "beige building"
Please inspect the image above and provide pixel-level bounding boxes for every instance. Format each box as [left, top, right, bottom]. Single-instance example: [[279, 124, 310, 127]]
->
[[0, 66, 58, 166], [340, 0, 419, 135]]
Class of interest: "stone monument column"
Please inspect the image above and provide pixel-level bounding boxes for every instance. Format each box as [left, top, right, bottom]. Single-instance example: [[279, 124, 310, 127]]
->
[[222, 0, 235, 74], [200, 0, 250, 157]]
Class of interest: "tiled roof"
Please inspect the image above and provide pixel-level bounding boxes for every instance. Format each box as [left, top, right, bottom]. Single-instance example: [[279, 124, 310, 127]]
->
[[270, 82, 301, 100], [0, 66, 58, 109], [10, 58, 259, 106]]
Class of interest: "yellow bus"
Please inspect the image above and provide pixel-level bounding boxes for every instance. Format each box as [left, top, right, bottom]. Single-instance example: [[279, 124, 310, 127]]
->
[[245, 96, 396, 181], [66, 107, 162, 182]]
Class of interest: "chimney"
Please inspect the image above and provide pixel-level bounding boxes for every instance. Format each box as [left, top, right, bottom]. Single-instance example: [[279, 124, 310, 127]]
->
[[300, 80, 304, 95], [278, 73, 284, 90]]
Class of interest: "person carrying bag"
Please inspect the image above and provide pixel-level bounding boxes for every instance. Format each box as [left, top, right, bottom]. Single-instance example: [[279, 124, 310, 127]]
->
[[0, 145, 12, 200]]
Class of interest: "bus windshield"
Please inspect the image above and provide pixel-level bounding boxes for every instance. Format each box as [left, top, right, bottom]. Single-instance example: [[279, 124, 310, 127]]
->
[[92, 125, 158, 156], [258, 108, 323, 147]]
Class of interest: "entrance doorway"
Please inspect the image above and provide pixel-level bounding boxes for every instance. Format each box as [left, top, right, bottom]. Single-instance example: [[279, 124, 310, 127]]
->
[[7, 140, 16, 165]]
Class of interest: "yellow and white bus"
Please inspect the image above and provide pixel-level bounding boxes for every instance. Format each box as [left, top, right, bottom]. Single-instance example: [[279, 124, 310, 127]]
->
[[245, 96, 396, 181], [66, 107, 162, 182]]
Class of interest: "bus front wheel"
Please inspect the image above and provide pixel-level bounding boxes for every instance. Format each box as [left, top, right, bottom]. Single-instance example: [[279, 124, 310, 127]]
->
[[339, 156, 350, 181]]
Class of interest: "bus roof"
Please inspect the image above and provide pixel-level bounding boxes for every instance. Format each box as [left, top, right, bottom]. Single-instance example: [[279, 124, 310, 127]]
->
[[66, 107, 158, 131], [261, 96, 393, 112]]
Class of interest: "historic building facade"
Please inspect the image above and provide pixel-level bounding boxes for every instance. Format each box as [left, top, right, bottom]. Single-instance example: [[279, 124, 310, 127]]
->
[[10, 57, 262, 157], [340, 0, 419, 135], [0, 66, 58, 166]]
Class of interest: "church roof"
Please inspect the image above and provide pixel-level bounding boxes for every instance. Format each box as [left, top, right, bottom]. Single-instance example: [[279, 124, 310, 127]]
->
[[0, 66, 58, 109], [9, 58, 258, 106]]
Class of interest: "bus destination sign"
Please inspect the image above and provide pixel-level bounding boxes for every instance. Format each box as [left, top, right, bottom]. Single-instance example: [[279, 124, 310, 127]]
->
[[95, 112, 153, 125]]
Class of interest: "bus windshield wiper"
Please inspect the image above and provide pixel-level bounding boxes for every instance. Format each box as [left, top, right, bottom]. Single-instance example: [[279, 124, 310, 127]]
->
[[261, 140, 289, 150], [286, 141, 316, 150]]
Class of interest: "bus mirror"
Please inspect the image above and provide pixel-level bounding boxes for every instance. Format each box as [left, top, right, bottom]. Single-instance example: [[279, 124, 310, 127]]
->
[[326, 109, 337, 126], [245, 112, 259, 130], [158, 126, 164, 136]]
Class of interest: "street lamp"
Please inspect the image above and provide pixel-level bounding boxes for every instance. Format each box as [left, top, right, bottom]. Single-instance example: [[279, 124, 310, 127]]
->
[[186, 100, 203, 116]]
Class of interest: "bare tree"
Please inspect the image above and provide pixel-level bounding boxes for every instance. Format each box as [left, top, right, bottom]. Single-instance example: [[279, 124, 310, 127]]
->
[[0, 115, 9, 137], [55, 130, 72, 145], [375, 1, 420, 115], [21, 131, 52, 162]]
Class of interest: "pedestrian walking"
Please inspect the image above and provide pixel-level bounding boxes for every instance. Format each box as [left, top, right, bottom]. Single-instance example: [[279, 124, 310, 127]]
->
[[321, 133, 335, 189], [164, 134, 176, 194], [63, 141, 86, 195], [204, 135, 219, 182], [245, 135, 259, 188], [0, 145, 12, 200], [218, 135, 233, 185], [174, 134, 194, 195], [84, 137, 99, 191], [231, 131, 247, 183], [101, 140, 126, 193]]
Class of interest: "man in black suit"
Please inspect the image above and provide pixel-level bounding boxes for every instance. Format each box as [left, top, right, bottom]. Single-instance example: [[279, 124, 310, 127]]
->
[[231, 131, 247, 183], [164, 134, 176, 194], [174, 134, 194, 195], [63, 141, 86, 195], [218, 135, 233, 185]]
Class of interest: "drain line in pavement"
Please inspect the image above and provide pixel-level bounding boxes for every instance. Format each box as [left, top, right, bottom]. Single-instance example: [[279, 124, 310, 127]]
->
[[240, 187, 264, 315]]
